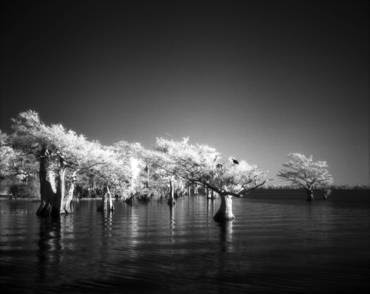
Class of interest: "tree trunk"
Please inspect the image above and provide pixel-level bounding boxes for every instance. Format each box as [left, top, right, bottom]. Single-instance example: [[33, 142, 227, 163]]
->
[[101, 185, 114, 211], [168, 177, 176, 205], [192, 183, 196, 195], [206, 186, 210, 199], [306, 189, 314, 201], [36, 149, 64, 217], [169, 204, 175, 232], [88, 175, 96, 198], [146, 165, 150, 188], [61, 170, 77, 214], [57, 166, 66, 212], [214, 193, 235, 222], [323, 189, 331, 200], [125, 194, 135, 205]]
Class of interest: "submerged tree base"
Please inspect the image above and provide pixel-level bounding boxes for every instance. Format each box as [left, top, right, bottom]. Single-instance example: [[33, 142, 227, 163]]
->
[[306, 190, 314, 201], [213, 211, 235, 222], [167, 199, 176, 206], [213, 194, 235, 222], [36, 202, 60, 217], [125, 195, 135, 205], [323, 189, 332, 200], [98, 186, 114, 212], [97, 205, 114, 212], [37, 199, 74, 217]]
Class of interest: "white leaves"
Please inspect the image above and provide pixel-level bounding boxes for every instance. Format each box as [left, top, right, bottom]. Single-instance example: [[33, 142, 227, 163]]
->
[[278, 153, 334, 188], [0, 130, 37, 179], [8, 111, 268, 195], [154, 137, 267, 195], [0, 144, 18, 177]]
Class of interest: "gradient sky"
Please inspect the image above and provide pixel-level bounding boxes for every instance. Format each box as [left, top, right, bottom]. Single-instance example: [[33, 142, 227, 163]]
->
[[1, 1, 368, 185]]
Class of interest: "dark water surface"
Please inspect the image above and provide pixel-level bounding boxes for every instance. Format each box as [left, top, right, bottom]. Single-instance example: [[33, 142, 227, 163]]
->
[[0, 192, 369, 293]]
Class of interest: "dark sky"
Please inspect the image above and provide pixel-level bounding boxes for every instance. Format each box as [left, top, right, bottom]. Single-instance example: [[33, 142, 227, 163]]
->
[[1, 1, 368, 185]]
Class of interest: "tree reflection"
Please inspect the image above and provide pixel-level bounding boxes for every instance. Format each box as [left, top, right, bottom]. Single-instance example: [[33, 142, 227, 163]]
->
[[37, 214, 75, 282], [218, 220, 233, 253], [169, 204, 175, 239], [102, 209, 113, 238], [37, 217, 62, 281], [126, 204, 139, 258], [206, 198, 216, 220], [61, 214, 75, 250]]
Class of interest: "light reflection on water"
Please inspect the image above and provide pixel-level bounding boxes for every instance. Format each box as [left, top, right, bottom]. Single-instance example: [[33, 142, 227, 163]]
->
[[0, 193, 369, 293]]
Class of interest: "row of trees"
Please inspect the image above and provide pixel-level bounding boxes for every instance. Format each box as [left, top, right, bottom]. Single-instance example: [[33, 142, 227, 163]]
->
[[0, 111, 334, 221]]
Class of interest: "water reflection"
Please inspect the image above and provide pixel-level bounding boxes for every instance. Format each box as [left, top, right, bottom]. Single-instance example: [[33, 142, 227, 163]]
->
[[206, 198, 216, 220], [1, 194, 369, 294], [169, 204, 175, 229], [102, 209, 113, 237], [169, 204, 175, 240], [218, 220, 233, 253], [126, 204, 139, 257], [37, 214, 77, 282], [37, 217, 63, 281], [61, 214, 75, 251]]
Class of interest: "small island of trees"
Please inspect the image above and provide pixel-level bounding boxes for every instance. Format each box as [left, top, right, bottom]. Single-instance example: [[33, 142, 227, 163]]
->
[[0, 110, 335, 222]]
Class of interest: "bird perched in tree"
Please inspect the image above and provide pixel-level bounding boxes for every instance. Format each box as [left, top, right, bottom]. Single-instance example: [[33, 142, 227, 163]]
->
[[231, 158, 239, 165]]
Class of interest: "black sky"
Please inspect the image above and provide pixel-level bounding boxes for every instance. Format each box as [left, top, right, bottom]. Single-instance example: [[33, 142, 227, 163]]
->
[[1, 1, 368, 185]]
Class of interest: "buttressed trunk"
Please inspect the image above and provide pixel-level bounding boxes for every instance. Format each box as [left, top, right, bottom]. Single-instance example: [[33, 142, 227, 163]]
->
[[306, 188, 314, 201], [37, 149, 66, 217], [60, 170, 77, 214], [101, 185, 114, 211], [168, 177, 176, 205], [323, 189, 331, 200], [214, 193, 235, 222]]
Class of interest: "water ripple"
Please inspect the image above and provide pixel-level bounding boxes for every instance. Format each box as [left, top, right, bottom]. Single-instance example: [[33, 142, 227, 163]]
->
[[0, 193, 369, 293]]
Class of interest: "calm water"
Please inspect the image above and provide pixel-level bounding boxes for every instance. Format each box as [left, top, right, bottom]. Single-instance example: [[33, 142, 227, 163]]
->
[[0, 192, 369, 293]]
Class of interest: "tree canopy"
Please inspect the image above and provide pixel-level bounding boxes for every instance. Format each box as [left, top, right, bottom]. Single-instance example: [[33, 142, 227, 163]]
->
[[0, 130, 37, 181], [278, 153, 333, 200], [154, 137, 267, 197], [2, 110, 271, 219]]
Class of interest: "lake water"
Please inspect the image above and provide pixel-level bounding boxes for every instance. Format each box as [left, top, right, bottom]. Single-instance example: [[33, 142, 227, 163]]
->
[[0, 192, 369, 293]]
